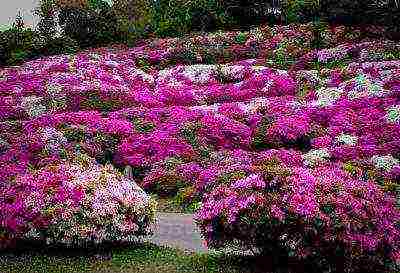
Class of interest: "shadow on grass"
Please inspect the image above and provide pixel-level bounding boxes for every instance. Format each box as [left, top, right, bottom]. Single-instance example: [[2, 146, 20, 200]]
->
[[0, 239, 307, 273], [0, 239, 368, 273], [0, 240, 254, 273]]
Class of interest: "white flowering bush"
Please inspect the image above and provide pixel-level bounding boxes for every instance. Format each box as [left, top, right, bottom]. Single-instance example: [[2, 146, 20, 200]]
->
[[302, 148, 331, 167], [371, 155, 400, 172], [311, 87, 343, 107], [20, 96, 47, 118], [387, 105, 400, 124], [335, 133, 358, 146], [1, 155, 156, 247]]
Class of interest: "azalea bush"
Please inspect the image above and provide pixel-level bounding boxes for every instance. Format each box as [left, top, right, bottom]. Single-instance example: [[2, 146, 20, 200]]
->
[[0, 155, 156, 248], [194, 151, 400, 272]]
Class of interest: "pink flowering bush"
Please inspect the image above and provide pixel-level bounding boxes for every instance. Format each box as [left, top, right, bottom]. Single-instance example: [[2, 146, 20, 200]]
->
[[194, 154, 400, 272], [0, 155, 156, 248]]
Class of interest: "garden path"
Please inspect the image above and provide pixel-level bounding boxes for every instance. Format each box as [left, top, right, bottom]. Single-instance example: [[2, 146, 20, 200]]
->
[[137, 212, 257, 256], [137, 212, 208, 253]]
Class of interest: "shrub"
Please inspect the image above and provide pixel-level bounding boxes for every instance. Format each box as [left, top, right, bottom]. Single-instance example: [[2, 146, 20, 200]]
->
[[40, 35, 79, 56], [219, 0, 283, 29], [194, 155, 400, 272], [0, 27, 44, 66], [112, 0, 153, 31], [57, 1, 122, 48], [149, 0, 232, 38], [34, 0, 59, 40], [0, 155, 156, 249]]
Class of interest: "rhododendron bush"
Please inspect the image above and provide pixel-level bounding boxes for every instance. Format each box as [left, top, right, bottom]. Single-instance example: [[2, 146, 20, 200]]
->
[[0, 23, 399, 271], [194, 150, 400, 272], [0, 155, 156, 248]]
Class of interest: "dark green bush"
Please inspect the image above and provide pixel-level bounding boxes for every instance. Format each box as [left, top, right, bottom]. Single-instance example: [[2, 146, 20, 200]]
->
[[57, 1, 124, 48], [34, 0, 59, 40], [0, 27, 44, 66], [40, 35, 79, 56], [149, 0, 233, 38], [0, 24, 77, 67], [216, 0, 284, 29], [112, 0, 154, 36]]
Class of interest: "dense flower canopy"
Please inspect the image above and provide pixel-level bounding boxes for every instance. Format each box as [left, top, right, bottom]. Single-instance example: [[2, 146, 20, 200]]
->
[[0, 23, 399, 272]]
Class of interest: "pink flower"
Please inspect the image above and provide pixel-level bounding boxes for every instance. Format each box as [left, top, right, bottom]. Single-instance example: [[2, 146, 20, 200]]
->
[[288, 193, 319, 218], [231, 174, 265, 190], [311, 136, 333, 149], [270, 204, 285, 221]]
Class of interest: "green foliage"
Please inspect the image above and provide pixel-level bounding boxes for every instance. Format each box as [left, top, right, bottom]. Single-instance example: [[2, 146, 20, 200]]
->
[[281, 0, 321, 24], [34, 0, 58, 39], [57, 2, 122, 49], [0, 4, 81, 67], [310, 19, 329, 49], [150, 0, 232, 38], [129, 117, 155, 133], [0, 27, 44, 66], [234, 32, 247, 44], [40, 35, 79, 56]]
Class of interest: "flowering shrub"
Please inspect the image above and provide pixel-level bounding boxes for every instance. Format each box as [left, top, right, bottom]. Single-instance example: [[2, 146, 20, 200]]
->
[[0, 155, 156, 248], [194, 156, 400, 272]]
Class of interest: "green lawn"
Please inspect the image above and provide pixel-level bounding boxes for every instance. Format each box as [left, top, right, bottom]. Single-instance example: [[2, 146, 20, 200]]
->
[[0, 241, 273, 273], [0, 24, 11, 31], [151, 195, 195, 214]]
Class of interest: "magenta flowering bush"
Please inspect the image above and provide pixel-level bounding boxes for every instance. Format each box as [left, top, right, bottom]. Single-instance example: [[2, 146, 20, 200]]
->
[[0, 155, 156, 248], [194, 154, 400, 272]]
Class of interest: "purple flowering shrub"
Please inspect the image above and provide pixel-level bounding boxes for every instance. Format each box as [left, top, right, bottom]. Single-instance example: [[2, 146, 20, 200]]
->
[[194, 151, 400, 272], [0, 155, 156, 249]]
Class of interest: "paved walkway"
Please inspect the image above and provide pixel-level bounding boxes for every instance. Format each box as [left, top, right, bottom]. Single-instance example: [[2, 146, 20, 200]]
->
[[138, 212, 257, 256], [138, 212, 208, 253]]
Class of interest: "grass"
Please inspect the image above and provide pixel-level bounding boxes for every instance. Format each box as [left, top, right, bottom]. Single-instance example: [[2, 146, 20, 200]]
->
[[151, 194, 191, 214], [0, 241, 270, 273], [0, 24, 11, 31], [151, 194, 201, 214]]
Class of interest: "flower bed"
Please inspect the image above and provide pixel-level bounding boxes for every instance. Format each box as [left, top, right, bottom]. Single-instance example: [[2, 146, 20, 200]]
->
[[0, 23, 399, 272]]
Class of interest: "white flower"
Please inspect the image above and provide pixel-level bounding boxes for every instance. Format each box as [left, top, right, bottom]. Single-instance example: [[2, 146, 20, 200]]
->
[[311, 87, 343, 107], [128, 67, 154, 84], [316, 49, 332, 63], [335, 133, 358, 146], [167, 78, 184, 88], [252, 65, 268, 73], [344, 75, 386, 99], [386, 105, 400, 123], [20, 96, 47, 118], [219, 65, 245, 81], [303, 148, 331, 167], [190, 104, 219, 113], [24, 228, 41, 239], [158, 67, 175, 79], [91, 190, 118, 217], [89, 53, 102, 61], [243, 97, 270, 114], [182, 64, 216, 84], [46, 82, 65, 97], [41, 127, 68, 153], [296, 70, 321, 86], [0, 137, 10, 151], [371, 155, 399, 172]]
